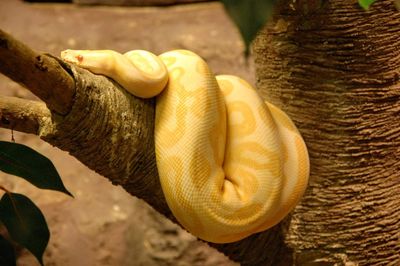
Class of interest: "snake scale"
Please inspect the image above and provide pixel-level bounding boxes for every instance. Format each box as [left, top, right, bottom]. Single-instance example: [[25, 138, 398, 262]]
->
[[61, 49, 310, 243]]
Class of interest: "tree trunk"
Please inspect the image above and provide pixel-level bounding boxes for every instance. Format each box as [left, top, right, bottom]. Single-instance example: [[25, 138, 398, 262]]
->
[[253, 0, 400, 265]]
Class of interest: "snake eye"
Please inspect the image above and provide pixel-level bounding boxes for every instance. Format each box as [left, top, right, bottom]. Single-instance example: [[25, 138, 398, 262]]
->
[[76, 54, 84, 62]]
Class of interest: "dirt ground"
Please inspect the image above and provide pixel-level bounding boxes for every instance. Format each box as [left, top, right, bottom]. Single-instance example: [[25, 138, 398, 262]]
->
[[0, 0, 254, 265]]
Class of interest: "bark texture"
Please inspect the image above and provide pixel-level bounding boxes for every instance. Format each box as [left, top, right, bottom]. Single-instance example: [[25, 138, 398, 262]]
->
[[38, 65, 171, 216], [253, 0, 400, 265]]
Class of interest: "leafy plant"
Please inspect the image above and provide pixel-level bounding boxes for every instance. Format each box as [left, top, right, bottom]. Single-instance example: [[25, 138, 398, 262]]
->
[[0, 141, 72, 265]]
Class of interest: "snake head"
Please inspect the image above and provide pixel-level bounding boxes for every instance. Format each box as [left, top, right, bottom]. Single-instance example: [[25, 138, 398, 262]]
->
[[61, 49, 84, 64]]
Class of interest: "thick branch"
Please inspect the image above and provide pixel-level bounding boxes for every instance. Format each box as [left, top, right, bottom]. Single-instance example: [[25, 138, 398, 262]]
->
[[0, 29, 75, 115], [0, 26, 171, 227]]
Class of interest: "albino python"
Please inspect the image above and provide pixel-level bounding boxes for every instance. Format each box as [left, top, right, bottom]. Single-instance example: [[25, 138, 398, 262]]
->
[[61, 49, 310, 243]]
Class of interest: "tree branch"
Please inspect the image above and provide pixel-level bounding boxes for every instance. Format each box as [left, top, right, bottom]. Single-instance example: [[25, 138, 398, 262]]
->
[[0, 29, 75, 115], [0, 28, 288, 265], [0, 95, 51, 135], [0, 26, 171, 229]]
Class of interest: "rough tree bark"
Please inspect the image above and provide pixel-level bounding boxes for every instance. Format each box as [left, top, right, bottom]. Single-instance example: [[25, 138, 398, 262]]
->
[[0, 0, 399, 265], [253, 0, 400, 265]]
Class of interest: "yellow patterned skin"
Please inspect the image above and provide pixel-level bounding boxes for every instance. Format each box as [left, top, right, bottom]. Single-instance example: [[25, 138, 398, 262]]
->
[[61, 49, 310, 243]]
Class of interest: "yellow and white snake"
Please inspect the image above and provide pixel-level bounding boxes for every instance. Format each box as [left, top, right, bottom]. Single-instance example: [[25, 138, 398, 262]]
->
[[61, 49, 309, 243]]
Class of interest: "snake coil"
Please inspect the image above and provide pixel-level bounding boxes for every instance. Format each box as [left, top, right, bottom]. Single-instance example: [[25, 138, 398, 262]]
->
[[61, 49, 309, 243]]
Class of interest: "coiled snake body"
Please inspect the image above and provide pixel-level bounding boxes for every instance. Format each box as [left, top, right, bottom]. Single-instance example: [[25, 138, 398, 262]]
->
[[61, 49, 309, 243]]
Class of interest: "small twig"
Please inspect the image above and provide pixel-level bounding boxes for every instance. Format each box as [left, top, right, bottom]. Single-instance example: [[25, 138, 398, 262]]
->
[[0, 96, 51, 135]]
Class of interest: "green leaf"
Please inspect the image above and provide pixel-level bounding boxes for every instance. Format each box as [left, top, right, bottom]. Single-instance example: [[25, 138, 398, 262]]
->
[[0, 141, 72, 196], [221, 0, 276, 55], [359, 0, 376, 9], [0, 234, 16, 266], [0, 193, 49, 266]]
